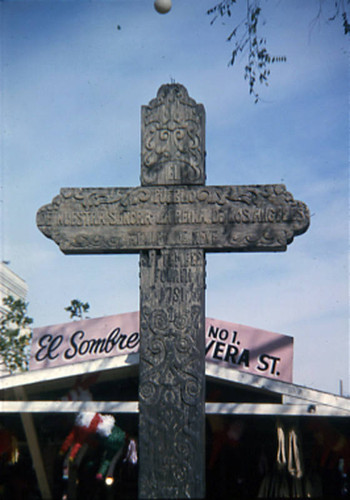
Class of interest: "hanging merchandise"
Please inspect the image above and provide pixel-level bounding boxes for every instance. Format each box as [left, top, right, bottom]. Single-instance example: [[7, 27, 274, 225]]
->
[[288, 427, 304, 498], [59, 411, 137, 498], [288, 428, 303, 478], [117, 437, 138, 489], [104, 446, 124, 486], [258, 421, 289, 498], [258, 421, 308, 498], [276, 423, 287, 469], [95, 414, 126, 481], [124, 439, 138, 465], [60, 412, 102, 463]]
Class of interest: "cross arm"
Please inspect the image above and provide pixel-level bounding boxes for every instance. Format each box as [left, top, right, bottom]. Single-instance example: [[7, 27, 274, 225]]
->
[[36, 184, 310, 254]]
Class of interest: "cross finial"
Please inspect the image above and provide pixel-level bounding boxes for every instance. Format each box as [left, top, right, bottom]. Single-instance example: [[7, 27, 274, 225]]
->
[[141, 84, 206, 186]]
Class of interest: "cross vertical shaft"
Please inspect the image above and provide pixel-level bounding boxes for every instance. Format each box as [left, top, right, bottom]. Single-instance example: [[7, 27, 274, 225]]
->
[[139, 248, 206, 498], [138, 84, 207, 498]]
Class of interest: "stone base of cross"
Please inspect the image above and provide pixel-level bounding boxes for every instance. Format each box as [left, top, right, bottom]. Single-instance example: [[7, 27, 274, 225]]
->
[[37, 84, 310, 498]]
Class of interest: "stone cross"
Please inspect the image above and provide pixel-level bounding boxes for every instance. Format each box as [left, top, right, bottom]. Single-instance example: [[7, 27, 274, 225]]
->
[[37, 84, 310, 498]]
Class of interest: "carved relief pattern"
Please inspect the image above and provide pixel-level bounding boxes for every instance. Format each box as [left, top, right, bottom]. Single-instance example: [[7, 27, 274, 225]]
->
[[139, 249, 205, 498], [36, 184, 310, 254], [35, 83, 311, 500], [141, 84, 206, 186]]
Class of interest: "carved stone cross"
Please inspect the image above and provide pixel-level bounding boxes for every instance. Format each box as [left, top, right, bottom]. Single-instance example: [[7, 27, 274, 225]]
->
[[37, 84, 310, 498]]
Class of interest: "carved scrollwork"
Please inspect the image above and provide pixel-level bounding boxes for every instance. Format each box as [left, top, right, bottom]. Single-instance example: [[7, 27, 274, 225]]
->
[[182, 377, 201, 405], [145, 337, 166, 367], [141, 84, 206, 186], [139, 381, 159, 405], [175, 335, 192, 353], [139, 248, 205, 497], [149, 309, 169, 334], [173, 311, 189, 331]]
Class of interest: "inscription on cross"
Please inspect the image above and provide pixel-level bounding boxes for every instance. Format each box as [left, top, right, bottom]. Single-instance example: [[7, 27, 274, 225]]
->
[[37, 84, 310, 498]]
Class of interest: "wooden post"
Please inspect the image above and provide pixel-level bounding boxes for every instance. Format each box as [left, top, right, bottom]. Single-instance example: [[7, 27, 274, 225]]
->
[[14, 387, 52, 500], [36, 83, 310, 498]]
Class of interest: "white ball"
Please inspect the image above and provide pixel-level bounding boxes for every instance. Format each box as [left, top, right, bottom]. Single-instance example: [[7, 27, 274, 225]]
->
[[154, 0, 172, 14]]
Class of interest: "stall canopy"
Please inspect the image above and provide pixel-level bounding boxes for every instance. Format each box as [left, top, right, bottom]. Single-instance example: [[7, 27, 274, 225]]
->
[[1, 351, 349, 417], [0, 349, 349, 500], [0, 313, 349, 500]]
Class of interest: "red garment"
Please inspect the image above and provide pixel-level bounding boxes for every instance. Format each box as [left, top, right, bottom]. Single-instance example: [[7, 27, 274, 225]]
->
[[60, 413, 103, 461]]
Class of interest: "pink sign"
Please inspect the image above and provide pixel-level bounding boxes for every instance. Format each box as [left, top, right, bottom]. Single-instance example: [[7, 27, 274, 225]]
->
[[30, 312, 140, 371], [30, 313, 293, 382], [205, 317, 293, 382]]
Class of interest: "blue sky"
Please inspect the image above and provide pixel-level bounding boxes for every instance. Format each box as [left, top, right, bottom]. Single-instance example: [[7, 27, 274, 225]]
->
[[1, 0, 348, 395]]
